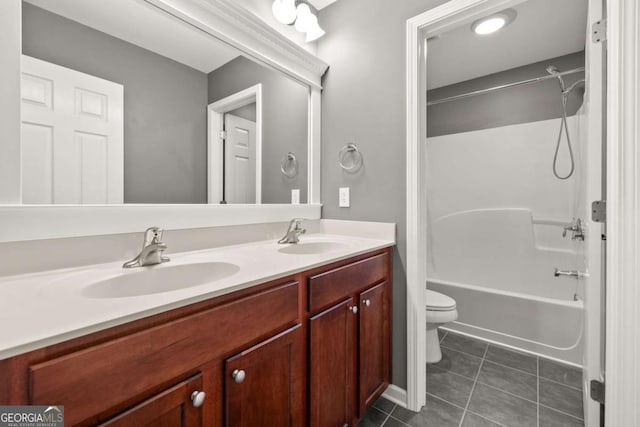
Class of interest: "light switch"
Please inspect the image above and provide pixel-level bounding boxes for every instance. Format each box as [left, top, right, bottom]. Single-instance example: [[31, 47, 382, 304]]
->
[[339, 187, 350, 207], [291, 189, 300, 204]]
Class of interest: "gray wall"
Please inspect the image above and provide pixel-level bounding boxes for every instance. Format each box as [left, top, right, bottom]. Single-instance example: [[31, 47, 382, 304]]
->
[[427, 52, 585, 137], [318, 0, 450, 389], [208, 56, 308, 204], [22, 3, 209, 204], [228, 103, 257, 122]]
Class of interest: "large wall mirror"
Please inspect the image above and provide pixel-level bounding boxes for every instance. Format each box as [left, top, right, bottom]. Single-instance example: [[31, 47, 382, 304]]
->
[[19, 0, 310, 205]]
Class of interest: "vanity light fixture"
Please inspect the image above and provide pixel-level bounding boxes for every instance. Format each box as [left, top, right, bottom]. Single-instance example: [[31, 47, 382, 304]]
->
[[471, 9, 517, 36], [272, 0, 325, 42], [272, 0, 297, 25]]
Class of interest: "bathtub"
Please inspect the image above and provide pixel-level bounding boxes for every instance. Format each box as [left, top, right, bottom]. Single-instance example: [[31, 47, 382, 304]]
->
[[428, 208, 584, 365]]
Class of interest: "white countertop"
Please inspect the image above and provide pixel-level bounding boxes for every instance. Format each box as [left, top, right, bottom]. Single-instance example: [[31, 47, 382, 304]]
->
[[0, 230, 394, 360]]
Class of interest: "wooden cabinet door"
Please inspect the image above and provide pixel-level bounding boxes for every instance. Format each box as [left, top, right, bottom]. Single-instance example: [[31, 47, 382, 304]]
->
[[225, 325, 303, 427], [358, 282, 390, 417], [309, 298, 358, 427], [99, 374, 204, 427]]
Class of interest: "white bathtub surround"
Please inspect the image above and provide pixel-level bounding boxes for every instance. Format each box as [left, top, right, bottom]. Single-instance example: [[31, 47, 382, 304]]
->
[[426, 117, 579, 222], [0, 219, 395, 359], [425, 118, 584, 366]]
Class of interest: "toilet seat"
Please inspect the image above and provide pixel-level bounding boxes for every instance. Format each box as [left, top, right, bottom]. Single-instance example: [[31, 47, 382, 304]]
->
[[426, 289, 456, 311]]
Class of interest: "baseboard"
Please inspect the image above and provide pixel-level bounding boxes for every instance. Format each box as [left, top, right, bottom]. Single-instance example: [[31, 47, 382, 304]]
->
[[382, 384, 407, 408]]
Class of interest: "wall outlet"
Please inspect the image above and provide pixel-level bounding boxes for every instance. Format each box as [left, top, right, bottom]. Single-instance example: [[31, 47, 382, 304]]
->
[[291, 189, 300, 204], [339, 187, 350, 207]]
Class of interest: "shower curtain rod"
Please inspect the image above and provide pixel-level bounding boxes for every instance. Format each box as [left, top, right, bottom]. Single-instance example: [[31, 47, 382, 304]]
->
[[426, 67, 585, 106]]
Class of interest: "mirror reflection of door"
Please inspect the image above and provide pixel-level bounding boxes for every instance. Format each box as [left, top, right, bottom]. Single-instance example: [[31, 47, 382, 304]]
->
[[20, 55, 124, 204], [223, 113, 256, 204]]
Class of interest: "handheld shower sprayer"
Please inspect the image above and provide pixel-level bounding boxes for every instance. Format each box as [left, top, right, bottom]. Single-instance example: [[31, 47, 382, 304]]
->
[[547, 64, 580, 180]]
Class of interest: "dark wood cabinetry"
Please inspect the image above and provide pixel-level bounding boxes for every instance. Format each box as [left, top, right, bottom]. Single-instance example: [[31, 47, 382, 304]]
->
[[0, 247, 392, 427], [358, 282, 390, 417], [309, 298, 357, 427], [100, 374, 204, 427], [225, 325, 303, 427], [307, 252, 392, 427]]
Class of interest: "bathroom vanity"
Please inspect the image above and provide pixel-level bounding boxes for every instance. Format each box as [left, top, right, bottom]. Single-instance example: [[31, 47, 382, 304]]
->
[[0, 227, 393, 427]]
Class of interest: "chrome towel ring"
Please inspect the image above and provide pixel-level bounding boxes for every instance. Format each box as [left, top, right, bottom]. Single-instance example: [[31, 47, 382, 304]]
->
[[281, 152, 298, 178], [338, 142, 362, 172]]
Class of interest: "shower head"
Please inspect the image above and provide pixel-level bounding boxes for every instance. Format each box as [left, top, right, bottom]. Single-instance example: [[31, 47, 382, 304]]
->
[[546, 65, 560, 75], [546, 64, 566, 92]]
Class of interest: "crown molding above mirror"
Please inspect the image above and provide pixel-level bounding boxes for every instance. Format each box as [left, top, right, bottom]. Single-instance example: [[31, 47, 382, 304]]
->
[[0, 0, 327, 242], [146, 0, 329, 89]]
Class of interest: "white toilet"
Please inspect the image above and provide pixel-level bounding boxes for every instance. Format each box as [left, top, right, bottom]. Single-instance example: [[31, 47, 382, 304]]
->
[[426, 289, 458, 363]]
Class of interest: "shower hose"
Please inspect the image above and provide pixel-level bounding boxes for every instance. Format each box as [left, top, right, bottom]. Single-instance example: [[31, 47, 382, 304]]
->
[[552, 91, 575, 180]]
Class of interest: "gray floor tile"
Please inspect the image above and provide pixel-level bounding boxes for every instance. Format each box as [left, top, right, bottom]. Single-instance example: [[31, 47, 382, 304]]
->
[[539, 378, 584, 419], [467, 383, 537, 427], [484, 345, 537, 375], [440, 332, 488, 358], [373, 396, 396, 414], [438, 328, 447, 342], [358, 407, 388, 427], [383, 416, 409, 427], [390, 396, 464, 427], [428, 346, 483, 380], [539, 358, 583, 390], [462, 411, 504, 427], [477, 360, 537, 401], [427, 365, 475, 407], [539, 405, 585, 426]]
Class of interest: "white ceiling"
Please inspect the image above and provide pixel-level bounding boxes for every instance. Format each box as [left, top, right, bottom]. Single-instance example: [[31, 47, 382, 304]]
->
[[25, 0, 240, 74], [308, 0, 339, 10], [427, 0, 588, 89]]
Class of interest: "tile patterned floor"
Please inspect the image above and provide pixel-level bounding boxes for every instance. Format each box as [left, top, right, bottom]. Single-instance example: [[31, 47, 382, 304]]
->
[[359, 330, 585, 427]]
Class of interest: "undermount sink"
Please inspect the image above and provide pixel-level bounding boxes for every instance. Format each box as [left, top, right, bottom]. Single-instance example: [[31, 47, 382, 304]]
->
[[278, 241, 349, 255], [82, 262, 240, 298]]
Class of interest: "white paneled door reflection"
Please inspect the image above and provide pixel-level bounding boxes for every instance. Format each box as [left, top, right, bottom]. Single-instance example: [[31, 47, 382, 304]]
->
[[20, 55, 123, 204], [224, 114, 256, 204]]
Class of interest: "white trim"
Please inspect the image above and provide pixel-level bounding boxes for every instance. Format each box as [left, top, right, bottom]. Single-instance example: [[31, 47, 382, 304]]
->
[[208, 84, 263, 204], [0, 0, 21, 204], [382, 384, 407, 409], [605, 0, 640, 425], [405, 0, 535, 412], [308, 87, 322, 204], [143, 0, 329, 89], [0, 204, 321, 242]]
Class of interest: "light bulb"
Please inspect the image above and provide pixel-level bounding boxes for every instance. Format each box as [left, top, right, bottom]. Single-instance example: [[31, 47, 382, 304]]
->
[[272, 0, 296, 25], [304, 15, 325, 42], [295, 3, 313, 33], [473, 17, 506, 35]]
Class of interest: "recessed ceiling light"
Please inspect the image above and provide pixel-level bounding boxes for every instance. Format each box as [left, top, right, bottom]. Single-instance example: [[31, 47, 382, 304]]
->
[[471, 9, 517, 36]]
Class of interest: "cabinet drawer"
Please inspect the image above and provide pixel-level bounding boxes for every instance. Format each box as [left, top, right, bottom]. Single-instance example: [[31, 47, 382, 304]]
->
[[308, 253, 388, 313], [29, 281, 298, 426]]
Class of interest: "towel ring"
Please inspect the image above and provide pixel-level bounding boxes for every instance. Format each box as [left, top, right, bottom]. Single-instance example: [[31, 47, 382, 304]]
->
[[338, 143, 362, 172], [280, 152, 298, 178]]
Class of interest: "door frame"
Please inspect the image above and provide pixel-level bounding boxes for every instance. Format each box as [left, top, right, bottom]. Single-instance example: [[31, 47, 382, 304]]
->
[[207, 83, 262, 204], [406, 1, 640, 423]]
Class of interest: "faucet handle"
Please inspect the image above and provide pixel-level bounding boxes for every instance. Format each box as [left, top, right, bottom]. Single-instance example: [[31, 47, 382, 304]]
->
[[144, 226, 164, 245]]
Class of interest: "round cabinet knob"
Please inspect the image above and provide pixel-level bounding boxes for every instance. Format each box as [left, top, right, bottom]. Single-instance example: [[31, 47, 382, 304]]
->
[[191, 391, 206, 408], [232, 369, 246, 384], [349, 306, 358, 314], [363, 299, 371, 307]]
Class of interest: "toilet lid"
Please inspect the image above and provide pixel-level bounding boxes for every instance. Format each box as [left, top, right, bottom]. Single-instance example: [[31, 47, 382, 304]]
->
[[426, 290, 456, 311]]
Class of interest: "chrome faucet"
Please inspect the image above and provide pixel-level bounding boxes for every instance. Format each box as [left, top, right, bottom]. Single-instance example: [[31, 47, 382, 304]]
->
[[123, 227, 170, 268], [562, 218, 585, 241], [277, 218, 306, 244], [554, 268, 589, 279]]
